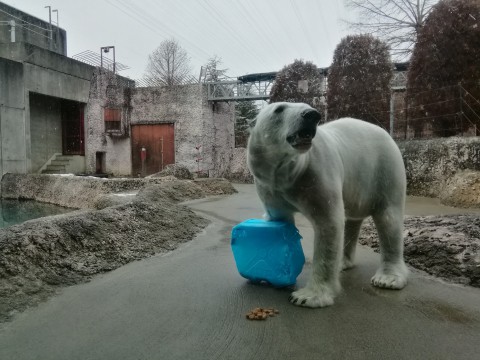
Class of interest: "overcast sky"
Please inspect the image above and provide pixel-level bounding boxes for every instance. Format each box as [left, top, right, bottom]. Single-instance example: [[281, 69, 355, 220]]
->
[[7, 0, 352, 80]]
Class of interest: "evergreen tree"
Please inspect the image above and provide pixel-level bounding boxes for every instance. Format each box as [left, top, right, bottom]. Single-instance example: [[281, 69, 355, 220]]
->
[[406, 0, 480, 137], [235, 101, 259, 148], [327, 34, 393, 129], [202, 55, 229, 82], [269, 59, 324, 112]]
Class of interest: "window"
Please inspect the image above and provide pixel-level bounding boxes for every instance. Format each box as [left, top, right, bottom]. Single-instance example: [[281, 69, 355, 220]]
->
[[104, 108, 121, 132]]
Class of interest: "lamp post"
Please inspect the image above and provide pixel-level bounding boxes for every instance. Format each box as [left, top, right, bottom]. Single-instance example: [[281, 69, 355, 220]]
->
[[52, 9, 59, 50], [44, 6, 52, 49], [100, 46, 116, 73]]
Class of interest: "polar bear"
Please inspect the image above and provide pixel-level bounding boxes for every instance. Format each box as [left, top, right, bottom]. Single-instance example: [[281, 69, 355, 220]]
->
[[247, 102, 408, 308]]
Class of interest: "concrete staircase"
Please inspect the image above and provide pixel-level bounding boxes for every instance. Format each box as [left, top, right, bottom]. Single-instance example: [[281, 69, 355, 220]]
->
[[41, 155, 73, 174]]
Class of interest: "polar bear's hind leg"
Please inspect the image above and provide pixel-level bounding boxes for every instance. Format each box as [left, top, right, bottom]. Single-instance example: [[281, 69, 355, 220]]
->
[[342, 219, 363, 270]]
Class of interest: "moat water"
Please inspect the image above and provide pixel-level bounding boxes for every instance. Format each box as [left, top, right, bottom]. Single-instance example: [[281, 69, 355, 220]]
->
[[0, 200, 72, 229]]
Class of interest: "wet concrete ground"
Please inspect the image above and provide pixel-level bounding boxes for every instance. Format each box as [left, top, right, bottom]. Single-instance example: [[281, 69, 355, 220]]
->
[[0, 184, 479, 360]]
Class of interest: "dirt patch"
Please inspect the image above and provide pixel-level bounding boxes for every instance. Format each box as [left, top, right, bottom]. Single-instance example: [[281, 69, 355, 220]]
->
[[0, 176, 236, 323], [359, 215, 480, 287], [148, 164, 194, 180]]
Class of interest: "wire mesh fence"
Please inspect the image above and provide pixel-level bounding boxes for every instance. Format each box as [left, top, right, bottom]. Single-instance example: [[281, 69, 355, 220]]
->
[[326, 83, 480, 140]]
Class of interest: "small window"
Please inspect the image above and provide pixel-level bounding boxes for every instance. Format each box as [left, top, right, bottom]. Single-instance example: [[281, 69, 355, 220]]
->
[[104, 108, 121, 132]]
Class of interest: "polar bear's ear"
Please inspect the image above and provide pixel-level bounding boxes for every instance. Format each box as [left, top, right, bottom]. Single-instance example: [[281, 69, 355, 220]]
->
[[274, 104, 285, 114], [247, 118, 257, 128]]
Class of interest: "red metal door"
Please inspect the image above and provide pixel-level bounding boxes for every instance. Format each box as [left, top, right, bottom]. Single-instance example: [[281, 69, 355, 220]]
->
[[131, 123, 175, 176]]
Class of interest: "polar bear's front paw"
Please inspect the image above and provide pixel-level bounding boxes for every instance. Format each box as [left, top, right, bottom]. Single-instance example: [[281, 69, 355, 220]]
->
[[289, 285, 335, 308], [371, 263, 408, 289]]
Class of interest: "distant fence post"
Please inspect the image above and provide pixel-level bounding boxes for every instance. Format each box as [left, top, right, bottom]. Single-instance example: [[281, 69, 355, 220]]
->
[[389, 92, 395, 136], [459, 84, 463, 136]]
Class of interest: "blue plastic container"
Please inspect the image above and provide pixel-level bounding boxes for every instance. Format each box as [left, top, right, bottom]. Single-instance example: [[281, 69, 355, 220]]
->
[[231, 219, 305, 287]]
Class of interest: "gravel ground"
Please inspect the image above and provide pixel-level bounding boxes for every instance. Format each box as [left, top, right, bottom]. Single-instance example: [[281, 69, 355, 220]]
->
[[1, 173, 480, 323], [0, 177, 236, 323]]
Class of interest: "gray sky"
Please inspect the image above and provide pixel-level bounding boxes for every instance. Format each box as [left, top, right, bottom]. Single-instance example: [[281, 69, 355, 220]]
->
[[7, 0, 351, 80]]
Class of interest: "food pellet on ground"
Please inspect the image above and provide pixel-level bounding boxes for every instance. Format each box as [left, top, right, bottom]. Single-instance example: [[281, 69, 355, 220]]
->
[[245, 307, 279, 321]]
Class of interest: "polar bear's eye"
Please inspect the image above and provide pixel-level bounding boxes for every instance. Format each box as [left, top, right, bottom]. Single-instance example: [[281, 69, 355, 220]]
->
[[274, 105, 285, 114]]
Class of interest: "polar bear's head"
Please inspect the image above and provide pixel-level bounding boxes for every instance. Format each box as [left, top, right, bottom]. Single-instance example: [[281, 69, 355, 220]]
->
[[249, 102, 321, 154]]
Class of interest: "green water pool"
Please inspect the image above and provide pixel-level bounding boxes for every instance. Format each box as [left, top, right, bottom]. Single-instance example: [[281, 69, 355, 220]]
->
[[0, 200, 72, 229]]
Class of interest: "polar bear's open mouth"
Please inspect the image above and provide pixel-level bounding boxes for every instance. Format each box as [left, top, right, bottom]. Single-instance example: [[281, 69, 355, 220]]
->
[[287, 130, 315, 152], [290, 140, 313, 152]]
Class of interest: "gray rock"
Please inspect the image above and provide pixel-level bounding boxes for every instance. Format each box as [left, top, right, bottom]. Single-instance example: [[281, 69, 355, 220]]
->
[[359, 215, 480, 287]]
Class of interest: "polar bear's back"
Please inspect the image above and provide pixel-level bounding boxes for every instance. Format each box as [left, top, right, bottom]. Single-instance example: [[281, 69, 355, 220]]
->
[[321, 117, 391, 141], [319, 117, 400, 161], [317, 117, 406, 215]]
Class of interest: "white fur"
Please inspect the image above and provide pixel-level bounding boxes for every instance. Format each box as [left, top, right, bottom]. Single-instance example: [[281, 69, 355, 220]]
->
[[247, 102, 408, 308]]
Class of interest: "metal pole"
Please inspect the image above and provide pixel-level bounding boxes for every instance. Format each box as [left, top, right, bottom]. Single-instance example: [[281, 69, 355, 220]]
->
[[44, 6, 52, 49], [141, 147, 147, 177], [459, 84, 463, 136], [45, 6, 51, 24], [160, 137, 164, 171], [112, 46, 116, 74], [52, 9, 59, 50], [389, 92, 395, 136], [8, 20, 15, 42]]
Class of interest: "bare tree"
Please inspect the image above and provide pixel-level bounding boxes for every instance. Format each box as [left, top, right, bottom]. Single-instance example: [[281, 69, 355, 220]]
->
[[345, 0, 438, 59], [144, 39, 192, 86]]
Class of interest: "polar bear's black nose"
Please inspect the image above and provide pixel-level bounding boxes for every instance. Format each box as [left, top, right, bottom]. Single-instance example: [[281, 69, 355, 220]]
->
[[297, 109, 320, 140], [297, 127, 316, 140], [301, 109, 321, 124], [286, 108, 321, 148]]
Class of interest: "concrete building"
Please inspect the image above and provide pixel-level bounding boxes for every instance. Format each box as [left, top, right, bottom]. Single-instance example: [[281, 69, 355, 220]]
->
[[0, 42, 93, 176], [86, 70, 235, 177], [0, 2, 66, 55], [0, 2, 235, 178], [130, 86, 234, 177]]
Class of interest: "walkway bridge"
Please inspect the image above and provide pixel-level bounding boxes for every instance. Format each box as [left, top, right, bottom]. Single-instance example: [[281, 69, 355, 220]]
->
[[205, 63, 408, 102], [206, 72, 277, 102]]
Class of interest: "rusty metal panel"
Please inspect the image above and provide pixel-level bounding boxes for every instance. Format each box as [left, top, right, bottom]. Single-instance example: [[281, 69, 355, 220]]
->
[[131, 124, 175, 176]]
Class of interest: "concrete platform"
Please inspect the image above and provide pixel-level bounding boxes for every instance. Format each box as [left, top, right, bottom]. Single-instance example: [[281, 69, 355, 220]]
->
[[0, 184, 479, 360]]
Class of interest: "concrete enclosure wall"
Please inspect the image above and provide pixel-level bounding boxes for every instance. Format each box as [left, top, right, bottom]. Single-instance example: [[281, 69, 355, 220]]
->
[[0, 57, 26, 176], [397, 137, 480, 197], [227, 137, 480, 202]]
